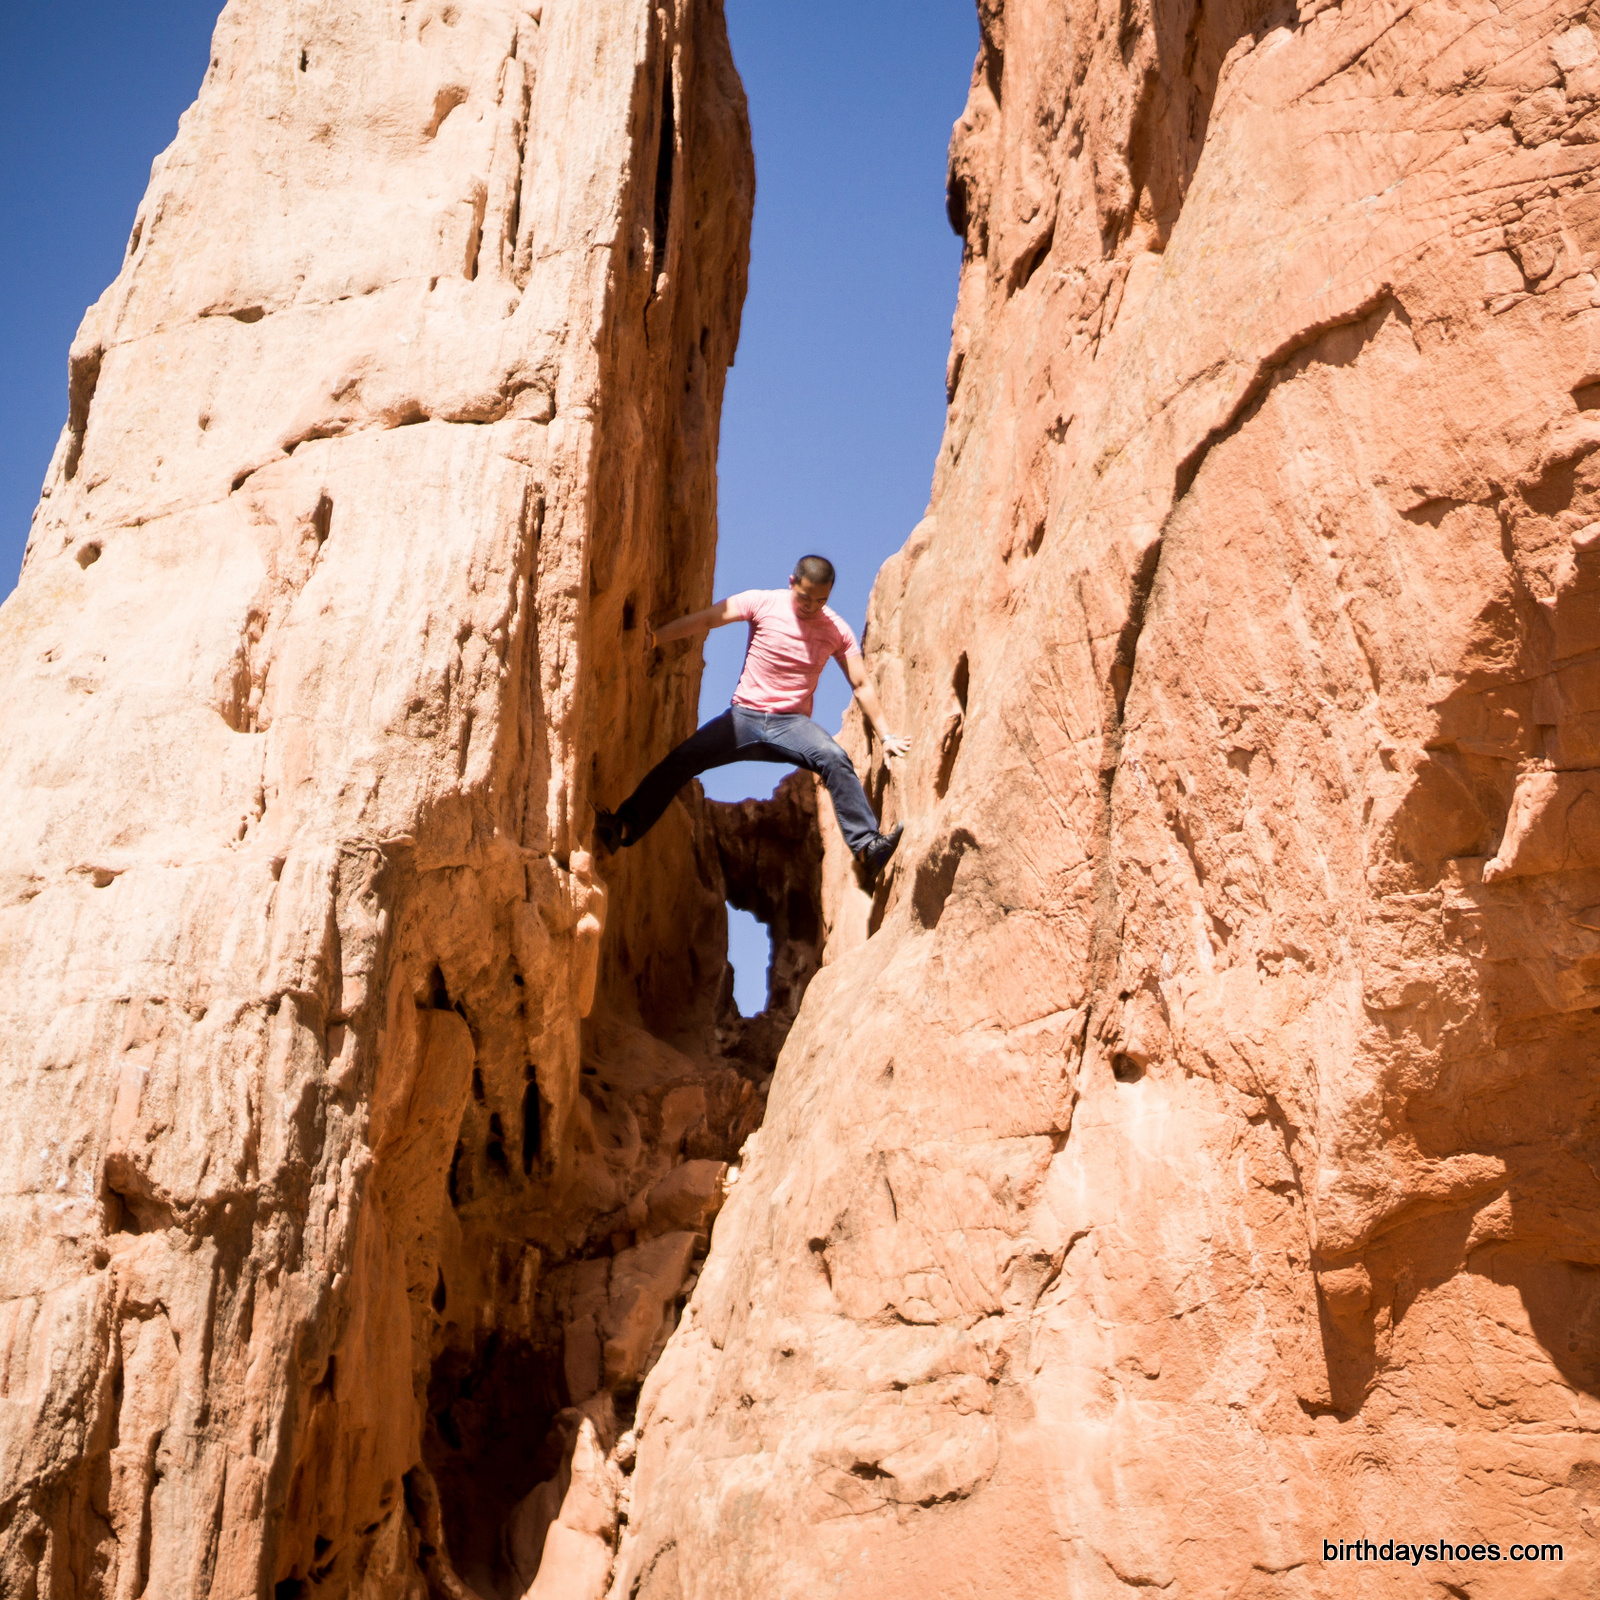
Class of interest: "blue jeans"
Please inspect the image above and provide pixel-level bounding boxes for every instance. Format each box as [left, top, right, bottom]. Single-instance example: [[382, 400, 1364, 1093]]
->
[[615, 706, 881, 855]]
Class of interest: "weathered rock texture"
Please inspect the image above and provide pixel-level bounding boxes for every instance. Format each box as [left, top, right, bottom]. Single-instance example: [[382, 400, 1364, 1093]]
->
[[0, 2, 772, 1597], [619, 0, 1600, 1594]]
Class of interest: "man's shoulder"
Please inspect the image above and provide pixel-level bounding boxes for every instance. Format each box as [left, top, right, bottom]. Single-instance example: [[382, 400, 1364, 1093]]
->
[[726, 588, 782, 618], [821, 605, 861, 651]]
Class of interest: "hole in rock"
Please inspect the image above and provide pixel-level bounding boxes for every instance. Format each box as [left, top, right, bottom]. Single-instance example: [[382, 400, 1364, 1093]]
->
[[520, 1081, 541, 1175], [310, 492, 332, 548], [470, 1067, 485, 1103], [808, 1237, 833, 1289], [446, 1140, 465, 1207], [425, 1334, 566, 1593], [486, 1114, 509, 1176], [103, 1190, 136, 1236], [1576, 381, 1600, 412], [427, 965, 453, 1011], [230, 306, 266, 324], [75, 543, 102, 570], [726, 903, 772, 1017], [298, 47, 308, 71], [622, 597, 636, 631], [275, 1582, 308, 1600], [651, 72, 676, 279], [1111, 1053, 1146, 1083], [432, 1270, 447, 1314]]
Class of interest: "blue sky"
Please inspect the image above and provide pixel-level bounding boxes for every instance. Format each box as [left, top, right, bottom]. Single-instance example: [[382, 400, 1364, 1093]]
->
[[706, 2, 975, 739], [0, 1, 222, 584], [0, 1, 977, 1010]]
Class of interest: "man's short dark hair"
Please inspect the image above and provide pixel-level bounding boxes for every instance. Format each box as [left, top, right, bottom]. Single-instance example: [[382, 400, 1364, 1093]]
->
[[793, 554, 835, 587]]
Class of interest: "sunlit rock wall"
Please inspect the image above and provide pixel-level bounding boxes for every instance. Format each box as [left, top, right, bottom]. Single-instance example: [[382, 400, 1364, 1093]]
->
[[0, 1, 754, 1595], [619, 0, 1600, 1594]]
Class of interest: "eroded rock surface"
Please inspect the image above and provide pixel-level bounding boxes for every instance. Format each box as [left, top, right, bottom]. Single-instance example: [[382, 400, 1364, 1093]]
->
[[17, 0, 1600, 1593], [619, 0, 1600, 1594], [0, 2, 765, 1596]]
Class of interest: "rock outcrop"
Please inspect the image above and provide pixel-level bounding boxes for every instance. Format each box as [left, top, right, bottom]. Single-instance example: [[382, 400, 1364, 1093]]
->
[[618, 0, 1600, 1594], [0, 2, 771, 1597]]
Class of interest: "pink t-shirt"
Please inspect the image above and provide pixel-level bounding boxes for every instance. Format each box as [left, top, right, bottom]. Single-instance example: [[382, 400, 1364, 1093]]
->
[[727, 589, 861, 716]]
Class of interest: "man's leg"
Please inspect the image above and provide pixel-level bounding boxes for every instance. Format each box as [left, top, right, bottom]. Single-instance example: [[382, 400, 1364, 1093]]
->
[[762, 714, 883, 856], [610, 711, 739, 844], [610, 708, 788, 846]]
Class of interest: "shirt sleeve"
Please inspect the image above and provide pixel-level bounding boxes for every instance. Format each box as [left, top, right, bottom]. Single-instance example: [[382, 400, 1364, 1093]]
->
[[829, 611, 862, 660], [724, 590, 763, 621]]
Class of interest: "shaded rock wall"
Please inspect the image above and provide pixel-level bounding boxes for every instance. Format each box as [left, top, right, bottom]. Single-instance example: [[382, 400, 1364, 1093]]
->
[[620, 0, 1600, 1594], [0, 2, 759, 1597]]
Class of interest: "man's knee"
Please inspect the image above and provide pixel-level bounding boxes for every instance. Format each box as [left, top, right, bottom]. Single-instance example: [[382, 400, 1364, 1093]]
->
[[816, 745, 857, 783]]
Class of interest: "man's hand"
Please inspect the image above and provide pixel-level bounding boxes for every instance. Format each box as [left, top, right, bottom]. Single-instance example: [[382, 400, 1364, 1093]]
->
[[843, 656, 908, 765]]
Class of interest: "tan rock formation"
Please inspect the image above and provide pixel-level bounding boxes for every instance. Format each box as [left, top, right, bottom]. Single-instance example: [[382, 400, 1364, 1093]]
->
[[619, 0, 1600, 1593], [17, 0, 1600, 1592], [0, 1, 766, 1596]]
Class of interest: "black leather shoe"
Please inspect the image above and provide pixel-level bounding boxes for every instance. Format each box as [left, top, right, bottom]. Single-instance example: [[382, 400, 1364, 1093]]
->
[[593, 809, 625, 857], [860, 824, 903, 882]]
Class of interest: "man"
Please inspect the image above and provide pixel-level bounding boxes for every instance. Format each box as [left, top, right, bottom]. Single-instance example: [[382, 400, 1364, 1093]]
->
[[595, 555, 909, 879]]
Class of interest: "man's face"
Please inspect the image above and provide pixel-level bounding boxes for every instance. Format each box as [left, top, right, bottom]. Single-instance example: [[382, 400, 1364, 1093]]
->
[[790, 575, 832, 618]]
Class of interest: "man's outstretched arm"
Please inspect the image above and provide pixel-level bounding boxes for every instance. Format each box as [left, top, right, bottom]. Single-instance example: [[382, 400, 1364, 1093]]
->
[[647, 598, 741, 650], [843, 655, 910, 760]]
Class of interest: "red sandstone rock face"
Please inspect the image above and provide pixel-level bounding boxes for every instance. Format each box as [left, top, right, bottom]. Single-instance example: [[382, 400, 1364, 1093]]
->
[[0, 3, 763, 1596], [619, 0, 1600, 1593], [16, 0, 1600, 1593]]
